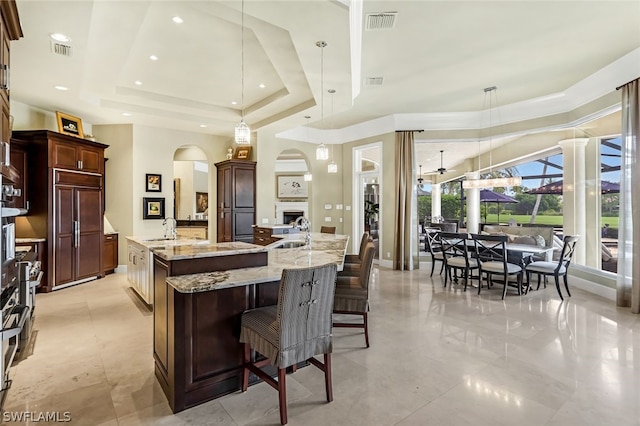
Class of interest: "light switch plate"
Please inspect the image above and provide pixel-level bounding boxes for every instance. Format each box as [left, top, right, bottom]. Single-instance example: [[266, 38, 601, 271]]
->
[[336, 204, 343, 210], [261, 218, 269, 224], [324, 217, 332, 222], [324, 204, 332, 209], [345, 206, 351, 211]]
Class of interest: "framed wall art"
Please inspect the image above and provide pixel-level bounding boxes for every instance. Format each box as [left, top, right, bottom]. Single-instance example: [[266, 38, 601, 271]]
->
[[234, 146, 252, 160], [196, 192, 208, 213], [146, 173, 162, 192], [143, 197, 165, 220], [277, 175, 308, 198], [55, 111, 84, 138]]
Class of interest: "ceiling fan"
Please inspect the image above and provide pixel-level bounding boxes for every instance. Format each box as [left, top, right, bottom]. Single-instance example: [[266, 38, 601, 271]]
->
[[426, 150, 456, 175]]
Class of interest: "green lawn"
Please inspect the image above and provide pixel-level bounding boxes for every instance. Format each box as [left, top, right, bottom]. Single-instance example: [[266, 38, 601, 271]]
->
[[482, 213, 619, 228]]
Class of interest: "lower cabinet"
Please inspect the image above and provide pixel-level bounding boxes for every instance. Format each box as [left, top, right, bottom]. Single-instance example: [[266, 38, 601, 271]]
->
[[104, 233, 118, 274], [127, 241, 151, 304], [176, 226, 207, 240]]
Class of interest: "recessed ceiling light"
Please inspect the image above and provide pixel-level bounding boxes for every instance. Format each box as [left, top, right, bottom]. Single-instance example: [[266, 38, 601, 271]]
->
[[259, 84, 266, 88], [231, 101, 238, 105], [149, 55, 159, 61], [54, 85, 68, 91], [172, 16, 183, 24], [122, 112, 132, 117], [199, 124, 207, 128], [134, 80, 142, 85], [50, 33, 71, 42]]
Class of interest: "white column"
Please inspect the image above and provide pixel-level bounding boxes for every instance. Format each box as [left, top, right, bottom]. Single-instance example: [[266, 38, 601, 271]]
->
[[431, 183, 441, 220], [558, 138, 589, 265], [465, 172, 480, 234]]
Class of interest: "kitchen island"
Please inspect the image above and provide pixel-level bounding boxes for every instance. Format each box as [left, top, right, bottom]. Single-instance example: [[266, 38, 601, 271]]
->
[[152, 233, 348, 413]]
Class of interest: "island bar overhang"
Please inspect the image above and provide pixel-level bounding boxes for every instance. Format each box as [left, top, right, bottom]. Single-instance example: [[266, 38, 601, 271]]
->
[[152, 234, 349, 413]]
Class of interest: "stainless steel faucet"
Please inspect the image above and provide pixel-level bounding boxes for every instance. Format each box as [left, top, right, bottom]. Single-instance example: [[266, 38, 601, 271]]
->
[[294, 216, 312, 249], [163, 217, 177, 240]]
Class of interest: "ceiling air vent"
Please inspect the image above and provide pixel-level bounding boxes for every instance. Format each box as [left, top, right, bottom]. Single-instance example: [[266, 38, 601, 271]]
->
[[50, 40, 73, 57], [365, 12, 397, 30], [365, 77, 384, 86]]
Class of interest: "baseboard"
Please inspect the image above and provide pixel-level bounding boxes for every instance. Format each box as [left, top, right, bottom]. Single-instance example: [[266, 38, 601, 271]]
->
[[567, 273, 616, 301]]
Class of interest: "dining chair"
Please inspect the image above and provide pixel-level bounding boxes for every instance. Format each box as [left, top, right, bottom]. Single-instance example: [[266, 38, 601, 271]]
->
[[471, 233, 524, 299], [333, 242, 375, 347], [239, 263, 338, 425], [425, 229, 445, 277], [525, 235, 579, 300], [320, 226, 336, 234], [440, 232, 478, 291], [340, 232, 371, 277]]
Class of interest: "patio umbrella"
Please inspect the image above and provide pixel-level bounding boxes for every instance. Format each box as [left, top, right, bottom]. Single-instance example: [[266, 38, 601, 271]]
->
[[527, 180, 620, 195], [479, 189, 518, 223]]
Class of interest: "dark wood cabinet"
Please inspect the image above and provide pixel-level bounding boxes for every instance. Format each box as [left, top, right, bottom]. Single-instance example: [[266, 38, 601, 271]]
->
[[104, 233, 118, 274], [10, 130, 107, 292], [215, 160, 256, 243], [50, 139, 104, 173], [9, 141, 27, 210], [54, 171, 103, 286], [252, 226, 281, 246], [16, 239, 47, 290], [0, 0, 22, 143]]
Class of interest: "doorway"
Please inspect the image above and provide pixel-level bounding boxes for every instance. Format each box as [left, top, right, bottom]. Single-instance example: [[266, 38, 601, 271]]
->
[[353, 143, 382, 261]]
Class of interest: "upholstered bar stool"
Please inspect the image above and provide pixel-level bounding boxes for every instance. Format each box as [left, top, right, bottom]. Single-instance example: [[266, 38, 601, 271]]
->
[[320, 226, 336, 234], [239, 263, 337, 425], [333, 242, 375, 347], [339, 232, 371, 277]]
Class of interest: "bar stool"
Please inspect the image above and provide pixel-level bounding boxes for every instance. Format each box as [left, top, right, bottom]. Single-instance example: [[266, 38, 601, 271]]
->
[[239, 263, 337, 425]]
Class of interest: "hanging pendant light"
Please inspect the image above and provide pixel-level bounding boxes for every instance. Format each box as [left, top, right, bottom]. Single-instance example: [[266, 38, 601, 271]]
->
[[327, 88, 338, 173], [463, 86, 522, 189], [234, 0, 250, 145], [315, 41, 329, 160]]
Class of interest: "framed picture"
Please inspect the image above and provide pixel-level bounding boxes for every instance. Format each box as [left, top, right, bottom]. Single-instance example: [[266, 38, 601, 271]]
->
[[143, 197, 165, 220], [196, 191, 208, 213], [234, 146, 252, 160], [277, 175, 308, 198], [55, 111, 84, 138], [146, 173, 162, 192]]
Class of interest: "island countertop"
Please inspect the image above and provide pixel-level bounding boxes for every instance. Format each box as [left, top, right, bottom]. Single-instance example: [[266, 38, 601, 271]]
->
[[166, 233, 349, 293]]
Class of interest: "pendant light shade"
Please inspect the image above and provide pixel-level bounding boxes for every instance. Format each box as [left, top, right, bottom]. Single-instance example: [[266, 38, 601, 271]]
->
[[328, 161, 338, 173], [235, 0, 250, 145], [463, 86, 522, 189], [304, 171, 313, 181], [316, 144, 329, 160]]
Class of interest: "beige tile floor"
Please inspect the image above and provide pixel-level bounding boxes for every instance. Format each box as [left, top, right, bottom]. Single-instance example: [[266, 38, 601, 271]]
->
[[3, 266, 640, 425]]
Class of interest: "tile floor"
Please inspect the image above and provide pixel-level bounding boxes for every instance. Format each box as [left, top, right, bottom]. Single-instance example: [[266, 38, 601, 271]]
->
[[3, 266, 640, 425]]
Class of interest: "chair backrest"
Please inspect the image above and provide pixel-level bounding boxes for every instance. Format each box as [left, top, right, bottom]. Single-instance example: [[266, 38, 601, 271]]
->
[[440, 232, 471, 259], [425, 229, 442, 254], [557, 235, 579, 271], [320, 226, 336, 234], [357, 232, 371, 260], [276, 263, 338, 366], [471, 233, 508, 264], [358, 242, 376, 290]]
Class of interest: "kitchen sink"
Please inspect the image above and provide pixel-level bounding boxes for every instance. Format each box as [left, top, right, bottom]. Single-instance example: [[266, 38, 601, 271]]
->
[[277, 241, 306, 249]]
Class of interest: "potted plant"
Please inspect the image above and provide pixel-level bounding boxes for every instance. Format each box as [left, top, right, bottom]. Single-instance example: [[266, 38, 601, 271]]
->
[[364, 200, 379, 236]]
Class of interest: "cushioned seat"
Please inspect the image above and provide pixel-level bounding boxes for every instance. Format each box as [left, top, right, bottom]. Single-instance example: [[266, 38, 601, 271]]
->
[[240, 263, 337, 425], [525, 235, 579, 300], [334, 242, 375, 347], [472, 233, 524, 299]]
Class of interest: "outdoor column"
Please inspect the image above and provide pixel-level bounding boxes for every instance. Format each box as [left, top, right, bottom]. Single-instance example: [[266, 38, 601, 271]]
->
[[559, 138, 589, 265], [465, 172, 480, 233], [431, 183, 442, 221]]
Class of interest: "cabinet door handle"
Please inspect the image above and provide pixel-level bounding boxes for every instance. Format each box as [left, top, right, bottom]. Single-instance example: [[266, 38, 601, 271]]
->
[[74, 220, 80, 248], [220, 211, 224, 219], [26, 200, 30, 211], [77, 160, 83, 169], [0, 64, 9, 90]]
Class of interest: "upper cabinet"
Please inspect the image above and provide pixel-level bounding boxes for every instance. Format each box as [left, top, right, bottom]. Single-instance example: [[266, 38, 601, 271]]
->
[[50, 138, 105, 173], [0, 0, 22, 143]]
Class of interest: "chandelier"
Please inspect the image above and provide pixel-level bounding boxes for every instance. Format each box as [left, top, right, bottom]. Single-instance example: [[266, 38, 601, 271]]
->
[[234, 0, 250, 145], [463, 86, 522, 189], [315, 41, 329, 160]]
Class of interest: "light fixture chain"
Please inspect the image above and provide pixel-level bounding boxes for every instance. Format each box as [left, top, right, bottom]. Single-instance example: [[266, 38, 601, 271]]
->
[[241, 0, 244, 118]]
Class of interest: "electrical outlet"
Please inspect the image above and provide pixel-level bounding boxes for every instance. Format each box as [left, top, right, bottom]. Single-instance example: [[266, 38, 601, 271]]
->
[[345, 206, 351, 211], [387, 252, 391, 258], [261, 218, 269, 224], [339, 217, 343, 222]]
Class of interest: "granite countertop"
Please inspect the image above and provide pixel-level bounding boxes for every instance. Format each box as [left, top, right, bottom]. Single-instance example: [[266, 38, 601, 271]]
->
[[166, 232, 349, 293], [126, 236, 211, 249], [152, 241, 268, 261]]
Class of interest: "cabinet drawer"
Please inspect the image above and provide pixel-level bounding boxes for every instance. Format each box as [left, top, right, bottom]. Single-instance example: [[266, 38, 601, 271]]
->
[[105, 234, 117, 241]]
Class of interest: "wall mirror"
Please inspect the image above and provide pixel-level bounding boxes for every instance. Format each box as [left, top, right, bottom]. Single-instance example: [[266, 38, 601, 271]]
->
[[173, 146, 209, 220]]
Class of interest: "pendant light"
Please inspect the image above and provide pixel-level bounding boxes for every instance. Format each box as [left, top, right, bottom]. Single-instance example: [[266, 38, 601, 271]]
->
[[315, 41, 329, 160], [463, 86, 522, 189], [327, 88, 338, 173], [234, 0, 250, 145]]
